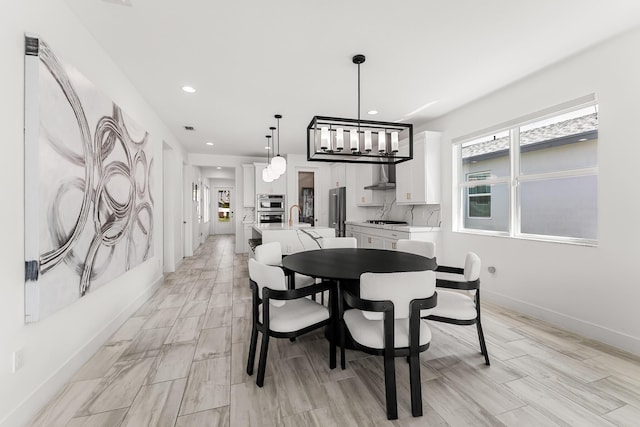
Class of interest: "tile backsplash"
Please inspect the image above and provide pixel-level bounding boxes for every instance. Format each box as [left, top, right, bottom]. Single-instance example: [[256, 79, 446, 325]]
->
[[365, 192, 441, 227]]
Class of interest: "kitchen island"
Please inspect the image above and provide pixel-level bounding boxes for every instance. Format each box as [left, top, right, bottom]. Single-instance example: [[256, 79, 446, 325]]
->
[[251, 223, 336, 255]]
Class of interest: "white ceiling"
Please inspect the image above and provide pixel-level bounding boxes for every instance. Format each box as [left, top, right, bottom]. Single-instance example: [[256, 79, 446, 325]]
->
[[64, 0, 640, 160]]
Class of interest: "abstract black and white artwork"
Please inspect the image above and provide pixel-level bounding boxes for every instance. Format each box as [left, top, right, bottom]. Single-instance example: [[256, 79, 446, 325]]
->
[[24, 35, 154, 322]]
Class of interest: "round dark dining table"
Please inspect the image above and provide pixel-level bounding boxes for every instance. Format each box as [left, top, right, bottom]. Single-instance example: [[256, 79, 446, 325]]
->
[[282, 247, 437, 283], [282, 247, 437, 348]]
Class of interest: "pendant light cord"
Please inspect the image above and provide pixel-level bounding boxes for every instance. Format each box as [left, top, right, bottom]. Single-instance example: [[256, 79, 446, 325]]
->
[[276, 117, 280, 156], [265, 135, 271, 163], [357, 62, 361, 132]]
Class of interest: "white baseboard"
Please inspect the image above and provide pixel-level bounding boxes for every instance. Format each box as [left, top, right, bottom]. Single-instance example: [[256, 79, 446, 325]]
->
[[0, 275, 164, 427], [484, 290, 640, 357]]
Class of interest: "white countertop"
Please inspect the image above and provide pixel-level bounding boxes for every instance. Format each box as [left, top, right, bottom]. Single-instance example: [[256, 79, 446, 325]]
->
[[252, 223, 315, 232], [251, 224, 336, 254], [345, 220, 440, 232]]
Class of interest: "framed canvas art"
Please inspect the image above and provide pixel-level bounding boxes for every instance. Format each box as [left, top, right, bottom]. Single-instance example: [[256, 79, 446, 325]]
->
[[24, 35, 154, 322]]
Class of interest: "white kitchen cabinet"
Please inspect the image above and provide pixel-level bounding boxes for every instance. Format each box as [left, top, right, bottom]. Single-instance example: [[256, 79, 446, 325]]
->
[[254, 162, 287, 196], [330, 163, 347, 188], [360, 233, 383, 249], [345, 222, 439, 254], [354, 164, 384, 206], [396, 131, 441, 205], [345, 224, 361, 247], [242, 164, 255, 207]]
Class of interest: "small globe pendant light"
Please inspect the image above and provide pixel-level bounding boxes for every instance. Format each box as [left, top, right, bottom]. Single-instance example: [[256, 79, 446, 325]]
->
[[262, 134, 275, 182], [271, 114, 287, 175], [267, 126, 281, 178]]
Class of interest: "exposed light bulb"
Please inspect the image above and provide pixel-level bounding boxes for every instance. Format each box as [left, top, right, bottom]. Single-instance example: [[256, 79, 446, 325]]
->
[[378, 131, 386, 153], [335, 128, 344, 151], [364, 131, 372, 152], [320, 127, 330, 150], [350, 129, 359, 151], [391, 132, 399, 152]]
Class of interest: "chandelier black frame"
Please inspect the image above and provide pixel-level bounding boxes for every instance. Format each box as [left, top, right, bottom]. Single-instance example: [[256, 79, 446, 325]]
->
[[307, 54, 413, 164]]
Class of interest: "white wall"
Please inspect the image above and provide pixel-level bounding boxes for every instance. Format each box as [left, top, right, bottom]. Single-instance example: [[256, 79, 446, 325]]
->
[[425, 26, 640, 355], [0, 1, 186, 425], [163, 142, 184, 272]]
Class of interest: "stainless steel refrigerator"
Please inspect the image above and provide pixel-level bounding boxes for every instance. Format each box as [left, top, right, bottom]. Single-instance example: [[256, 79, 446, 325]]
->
[[328, 187, 346, 237]]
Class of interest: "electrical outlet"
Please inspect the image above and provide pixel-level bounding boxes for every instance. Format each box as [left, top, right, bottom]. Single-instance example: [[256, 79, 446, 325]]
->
[[12, 349, 24, 373]]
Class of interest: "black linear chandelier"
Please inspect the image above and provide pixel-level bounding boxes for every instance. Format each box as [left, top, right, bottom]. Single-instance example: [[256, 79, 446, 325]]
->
[[307, 54, 413, 164]]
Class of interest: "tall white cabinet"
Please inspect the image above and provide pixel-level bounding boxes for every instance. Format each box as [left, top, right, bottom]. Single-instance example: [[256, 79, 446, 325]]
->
[[242, 164, 255, 207], [396, 131, 441, 205]]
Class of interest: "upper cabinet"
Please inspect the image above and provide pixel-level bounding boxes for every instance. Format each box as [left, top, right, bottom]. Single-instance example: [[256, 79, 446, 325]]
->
[[396, 131, 441, 205], [254, 162, 287, 196], [354, 164, 384, 206], [242, 164, 255, 207], [330, 163, 346, 188]]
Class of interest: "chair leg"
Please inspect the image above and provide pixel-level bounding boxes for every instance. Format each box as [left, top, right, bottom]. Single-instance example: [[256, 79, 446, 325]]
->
[[329, 321, 336, 370], [337, 282, 346, 370], [256, 333, 270, 387], [409, 354, 422, 417], [339, 320, 346, 369], [246, 324, 259, 375], [383, 353, 398, 420], [476, 321, 490, 366]]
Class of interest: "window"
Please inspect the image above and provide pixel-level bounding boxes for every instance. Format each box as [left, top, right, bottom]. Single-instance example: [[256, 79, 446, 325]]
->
[[203, 185, 210, 223], [217, 190, 231, 222], [454, 96, 598, 244], [467, 171, 492, 218]]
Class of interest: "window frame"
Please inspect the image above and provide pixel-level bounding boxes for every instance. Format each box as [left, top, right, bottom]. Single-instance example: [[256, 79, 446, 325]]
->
[[466, 171, 493, 219], [452, 96, 598, 246]]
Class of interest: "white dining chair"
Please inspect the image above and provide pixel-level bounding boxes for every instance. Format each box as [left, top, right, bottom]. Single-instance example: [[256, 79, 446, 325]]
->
[[255, 241, 316, 289], [247, 258, 336, 387], [426, 251, 490, 365], [339, 270, 437, 420], [320, 237, 357, 248], [396, 239, 436, 259]]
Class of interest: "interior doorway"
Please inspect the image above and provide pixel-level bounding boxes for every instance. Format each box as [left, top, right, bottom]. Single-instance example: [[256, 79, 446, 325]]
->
[[214, 187, 235, 234], [298, 171, 314, 225]]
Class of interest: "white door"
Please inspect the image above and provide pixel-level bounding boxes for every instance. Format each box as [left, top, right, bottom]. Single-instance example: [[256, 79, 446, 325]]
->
[[215, 187, 235, 235]]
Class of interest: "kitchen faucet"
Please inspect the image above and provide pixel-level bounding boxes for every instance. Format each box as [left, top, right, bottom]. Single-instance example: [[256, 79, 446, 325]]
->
[[289, 204, 302, 226]]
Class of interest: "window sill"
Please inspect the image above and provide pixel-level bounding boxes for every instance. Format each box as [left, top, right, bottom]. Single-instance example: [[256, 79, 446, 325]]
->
[[453, 229, 598, 247]]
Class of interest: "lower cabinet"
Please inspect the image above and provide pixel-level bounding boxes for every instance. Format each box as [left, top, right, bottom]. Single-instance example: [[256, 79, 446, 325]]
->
[[345, 223, 438, 253], [361, 234, 383, 249]]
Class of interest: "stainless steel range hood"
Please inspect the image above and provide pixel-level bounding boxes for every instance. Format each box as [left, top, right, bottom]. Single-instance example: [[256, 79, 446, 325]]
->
[[364, 163, 396, 190]]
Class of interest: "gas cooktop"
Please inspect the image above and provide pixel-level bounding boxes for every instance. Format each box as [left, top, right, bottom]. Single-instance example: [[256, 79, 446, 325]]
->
[[366, 220, 408, 225]]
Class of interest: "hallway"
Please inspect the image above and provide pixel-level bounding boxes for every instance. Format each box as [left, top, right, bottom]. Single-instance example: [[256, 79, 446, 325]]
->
[[29, 235, 640, 426]]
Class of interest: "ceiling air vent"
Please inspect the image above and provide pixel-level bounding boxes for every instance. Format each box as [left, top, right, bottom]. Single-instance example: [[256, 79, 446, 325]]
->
[[184, 126, 195, 131]]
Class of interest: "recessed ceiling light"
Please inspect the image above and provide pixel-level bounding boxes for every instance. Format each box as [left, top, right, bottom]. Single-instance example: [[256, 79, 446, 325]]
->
[[368, 110, 378, 115], [181, 86, 196, 93], [264, 146, 270, 149], [216, 167, 222, 170], [205, 142, 214, 146]]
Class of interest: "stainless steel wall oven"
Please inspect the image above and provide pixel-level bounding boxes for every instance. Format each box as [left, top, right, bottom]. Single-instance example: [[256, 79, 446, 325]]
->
[[256, 194, 285, 224]]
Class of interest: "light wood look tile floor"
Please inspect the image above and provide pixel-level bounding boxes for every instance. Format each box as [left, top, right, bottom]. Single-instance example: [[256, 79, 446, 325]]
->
[[29, 235, 640, 426]]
